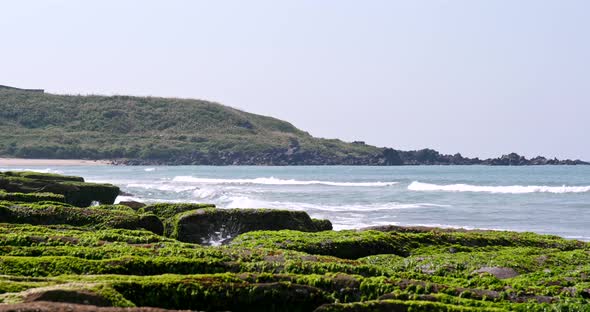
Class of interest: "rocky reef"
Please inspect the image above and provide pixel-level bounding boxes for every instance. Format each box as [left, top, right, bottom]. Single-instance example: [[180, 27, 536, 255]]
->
[[0, 171, 119, 207], [114, 149, 589, 166], [1, 171, 590, 311]]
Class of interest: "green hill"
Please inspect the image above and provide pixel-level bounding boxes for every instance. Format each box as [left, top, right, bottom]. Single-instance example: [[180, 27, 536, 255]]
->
[[0, 88, 385, 165], [1, 87, 586, 165]]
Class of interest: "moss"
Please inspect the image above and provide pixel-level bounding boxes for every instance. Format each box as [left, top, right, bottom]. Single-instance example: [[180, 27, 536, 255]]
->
[[0, 202, 590, 311], [0, 276, 57, 295], [112, 278, 332, 311], [231, 230, 408, 259], [0, 255, 231, 277], [312, 218, 333, 231], [0, 203, 161, 234], [0, 191, 65, 203], [314, 299, 504, 311], [140, 203, 215, 220], [231, 229, 588, 260], [0, 171, 84, 183], [0, 171, 119, 207]]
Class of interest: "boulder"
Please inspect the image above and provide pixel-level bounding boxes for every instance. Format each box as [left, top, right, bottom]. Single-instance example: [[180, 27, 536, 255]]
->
[[169, 208, 332, 244], [0, 202, 162, 234], [141, 203, 215, 220], [0, 171, 119, 207], [139, 214, 165, 235]]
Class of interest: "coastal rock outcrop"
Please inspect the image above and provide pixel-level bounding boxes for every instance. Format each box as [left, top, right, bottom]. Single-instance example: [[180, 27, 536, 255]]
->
[[2, 171, 590, 311], [168, 207, 332, 244], [0, 171, 119, 207], [0, 202, 162, 234]]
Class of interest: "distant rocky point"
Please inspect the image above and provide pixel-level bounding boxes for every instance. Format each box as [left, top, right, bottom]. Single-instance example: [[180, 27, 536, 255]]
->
[[383, 149, 588, 166]]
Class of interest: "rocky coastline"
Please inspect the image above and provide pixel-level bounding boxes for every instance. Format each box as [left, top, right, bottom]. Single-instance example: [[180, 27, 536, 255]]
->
[[1, 171, 590, 311], [113, 149, 589, 166]]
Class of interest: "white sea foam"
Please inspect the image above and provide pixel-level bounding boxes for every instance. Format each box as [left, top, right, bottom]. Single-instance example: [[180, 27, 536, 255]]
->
[[0, 168, 63, 174], [114, 195, 144, 204], [222, 195, 447, 212], [172, 176, 398, 187], [144, 168, 156, 172], [126, 183, 196, 192], [192, 187, 223, 199], [408, 181, 590, 194]]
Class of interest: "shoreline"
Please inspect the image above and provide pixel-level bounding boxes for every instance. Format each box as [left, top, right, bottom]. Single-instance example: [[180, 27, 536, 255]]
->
[[0, 158, 111, 166]]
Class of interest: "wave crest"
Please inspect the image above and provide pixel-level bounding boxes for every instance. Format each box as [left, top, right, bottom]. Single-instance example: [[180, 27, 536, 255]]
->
[[408, 181, 590, 194], [172, 176, 398, 187], [222, 196, 448, 212]]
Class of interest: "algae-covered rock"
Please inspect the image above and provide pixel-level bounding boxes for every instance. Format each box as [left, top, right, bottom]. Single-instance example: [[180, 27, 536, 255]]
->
[[231, 230, 405, 259], [169, 208, 332, 244], [140, 203, 215, 220], [314, 299, 501, 312], [0, 202, 160, 234], [138, 214, 164, 235], [0, 171, 119, 207], [0, 191, 65, 203], [24, 289, 115, 306], [112, 276, 333, 312], [119, 201, 146, 210]]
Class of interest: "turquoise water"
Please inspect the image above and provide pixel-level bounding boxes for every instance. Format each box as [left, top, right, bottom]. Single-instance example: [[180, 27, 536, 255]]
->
[[3, 165, 590, 239]]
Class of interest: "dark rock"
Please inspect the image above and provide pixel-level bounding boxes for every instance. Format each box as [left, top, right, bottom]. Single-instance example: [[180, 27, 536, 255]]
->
[[119, 200, 146, 210], [382, 148, 402, 165], [0, 171, 119, 207], [170, 208, 332, 244], [311, 218, 333, 231], [139, 214, 165, 235], [0, 202, 162, 234], [141, 203, 216, 220]]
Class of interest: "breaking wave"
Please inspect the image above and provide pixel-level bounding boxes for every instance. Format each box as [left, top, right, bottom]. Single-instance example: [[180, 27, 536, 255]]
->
[[172, 176, 398, 187], [408, 181, 590, 194], [222, 196, 448, 212], [0, 168, 63, 174]]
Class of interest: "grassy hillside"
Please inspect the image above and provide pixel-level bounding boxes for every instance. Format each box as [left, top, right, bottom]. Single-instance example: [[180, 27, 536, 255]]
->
[[0, 89, 382, 165]]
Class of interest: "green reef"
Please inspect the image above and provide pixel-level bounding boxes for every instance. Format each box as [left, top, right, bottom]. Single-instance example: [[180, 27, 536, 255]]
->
[[0, 172, 589, 311]]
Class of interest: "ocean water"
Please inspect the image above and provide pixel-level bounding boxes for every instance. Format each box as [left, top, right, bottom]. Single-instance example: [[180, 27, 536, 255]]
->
[[3, 165, 590, 240]]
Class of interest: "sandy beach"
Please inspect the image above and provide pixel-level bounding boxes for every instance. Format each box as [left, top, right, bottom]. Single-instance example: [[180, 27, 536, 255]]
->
[[0, 158, 111, 166]]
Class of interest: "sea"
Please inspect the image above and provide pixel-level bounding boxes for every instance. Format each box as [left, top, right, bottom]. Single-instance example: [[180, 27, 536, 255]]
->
[[3, 165, 590, 240]]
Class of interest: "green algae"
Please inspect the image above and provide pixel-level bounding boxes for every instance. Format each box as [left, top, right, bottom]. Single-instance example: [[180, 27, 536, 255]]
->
[[0, 171, 119, 206], [1, 172, 590, 311], [140, 202, 216, 220], [0, 191, 65, 203]]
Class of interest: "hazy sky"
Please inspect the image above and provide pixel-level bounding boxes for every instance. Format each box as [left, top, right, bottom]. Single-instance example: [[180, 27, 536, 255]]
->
[[2, 1, 589, 160]]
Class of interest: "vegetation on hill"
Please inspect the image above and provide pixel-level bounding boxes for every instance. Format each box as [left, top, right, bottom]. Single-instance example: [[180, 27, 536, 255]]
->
[[1, 171, 590, 311], [0, 88, 586, 165], [0, 89, 383, 165]]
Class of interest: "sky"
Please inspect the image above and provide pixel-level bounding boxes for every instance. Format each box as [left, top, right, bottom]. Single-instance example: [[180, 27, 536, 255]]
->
[[2, 0, 589, 160]]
